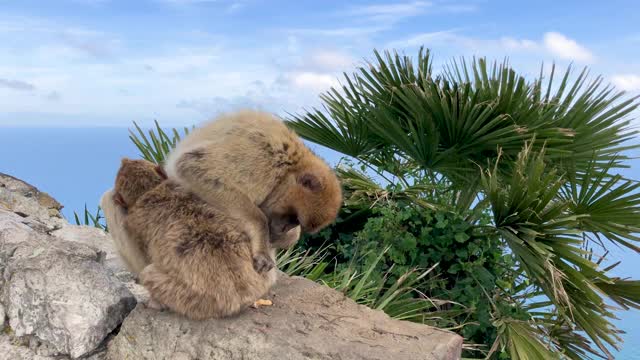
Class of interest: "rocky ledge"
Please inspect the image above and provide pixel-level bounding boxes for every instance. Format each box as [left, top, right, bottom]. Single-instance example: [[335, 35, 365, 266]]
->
[[0, 173, 463, 359]]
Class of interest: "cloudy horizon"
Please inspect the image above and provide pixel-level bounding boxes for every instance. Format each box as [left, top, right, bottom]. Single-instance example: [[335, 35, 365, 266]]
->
[[1, 0, 639, 127]]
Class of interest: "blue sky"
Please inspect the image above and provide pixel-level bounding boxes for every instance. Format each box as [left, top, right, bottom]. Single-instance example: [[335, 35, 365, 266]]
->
[[1, 0, 639, 127]]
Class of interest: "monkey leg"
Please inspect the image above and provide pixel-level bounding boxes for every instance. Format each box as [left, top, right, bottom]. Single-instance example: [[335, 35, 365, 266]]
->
[[100, 189, 150, 276], [197, 183, 274, 273], [139, 264, 245, 320]]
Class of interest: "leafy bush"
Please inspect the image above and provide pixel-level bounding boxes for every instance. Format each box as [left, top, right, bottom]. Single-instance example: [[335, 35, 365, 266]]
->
[[287, 48, 640, 359]]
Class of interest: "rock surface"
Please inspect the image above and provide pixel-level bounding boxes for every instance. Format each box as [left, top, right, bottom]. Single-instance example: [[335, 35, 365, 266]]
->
[[0, 173, 65, 231], [107, 274, 462, 360], [51, 225, 127, 275], [0, 174, 137, 359], [0, 173, 463, 360]]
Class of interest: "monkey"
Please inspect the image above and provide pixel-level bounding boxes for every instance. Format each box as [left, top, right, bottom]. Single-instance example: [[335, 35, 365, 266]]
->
[[104, 158, 302, 319], [103, 158, 301, 276], [112, 158, 167, 210], [100, 158, 167, 276], [102, 109, 342, 319], [163, 109, 343, 274], [129, 180, 284, 319]]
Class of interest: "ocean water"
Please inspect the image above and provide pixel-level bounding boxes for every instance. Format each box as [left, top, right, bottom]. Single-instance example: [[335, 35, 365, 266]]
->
[[0, 127, 638, 358]]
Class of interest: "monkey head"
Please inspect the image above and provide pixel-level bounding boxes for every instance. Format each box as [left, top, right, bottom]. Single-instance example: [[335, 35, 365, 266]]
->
[[114, 158, 167, 209], [261, 158, 342, 239]]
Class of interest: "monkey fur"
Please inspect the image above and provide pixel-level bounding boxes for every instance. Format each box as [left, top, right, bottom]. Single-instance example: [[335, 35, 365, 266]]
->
[[103, 157, 302, 319], [164, 109, 343, 273], [102, 109, 342, 319], [112, 158, 167, 210]]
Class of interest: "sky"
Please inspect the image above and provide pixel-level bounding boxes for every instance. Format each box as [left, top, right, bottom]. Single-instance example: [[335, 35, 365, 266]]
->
[[1, 0, 639, 128]]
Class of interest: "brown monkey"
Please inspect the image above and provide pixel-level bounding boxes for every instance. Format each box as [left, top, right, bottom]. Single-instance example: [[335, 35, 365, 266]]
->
[[112, 158, 167, 210], [101, 158, 167, 275], [106, 158, 301, 319], [105, 158, 301, 274], [102, 109, 342, 318], [164, 109, 343, 273], [128, 180, 283, 319]]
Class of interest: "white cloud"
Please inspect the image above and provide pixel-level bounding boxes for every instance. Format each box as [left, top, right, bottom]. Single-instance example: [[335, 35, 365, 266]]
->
[[307, 50, 354, 71], [289, 26, 386, 38], [543, 32, 594, 62], [0, 78, 36, 91], [344, 1, 475, 23], [45, 91, 62, 101], [137, 50, 221, 75], [500, 37, 540, 51], [611, 74, 640, 91], [389, 30, 593, 64], [290, 72, 339, 92], [346, 1, 432, 22], [387, 29, 458, 48]]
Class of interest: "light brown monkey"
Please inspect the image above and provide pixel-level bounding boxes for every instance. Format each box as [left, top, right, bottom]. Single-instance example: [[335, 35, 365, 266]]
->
[[102, 109, 342, 318], [100, 158, 167, 276], [164, 109, 343, 273], [105, 158, 302, 319], [103, 158, 300, 276], [129, 180, 283, 319], [112, 158, 167, 210]]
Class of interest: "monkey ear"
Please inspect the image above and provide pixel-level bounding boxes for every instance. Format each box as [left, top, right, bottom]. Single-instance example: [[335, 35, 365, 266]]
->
[[113, 192, 128, 210], [298, 173, 322, 192]]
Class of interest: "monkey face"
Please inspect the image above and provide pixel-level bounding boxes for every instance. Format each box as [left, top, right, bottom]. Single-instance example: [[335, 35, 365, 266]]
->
[[291, 171, 342, 234], [269, 221, 301, 249]]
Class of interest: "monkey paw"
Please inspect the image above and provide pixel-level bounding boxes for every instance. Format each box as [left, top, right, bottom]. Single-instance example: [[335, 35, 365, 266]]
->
[[145, 297, 168, 311], [253, 253, 275, 274]]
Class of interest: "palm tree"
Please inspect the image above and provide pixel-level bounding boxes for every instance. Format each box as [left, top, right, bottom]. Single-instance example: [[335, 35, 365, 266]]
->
[[286, 48, 640, 359]]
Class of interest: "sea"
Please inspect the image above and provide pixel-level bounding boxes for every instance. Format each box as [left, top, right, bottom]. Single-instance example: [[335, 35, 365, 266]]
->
[[0, 127, 638, 359]]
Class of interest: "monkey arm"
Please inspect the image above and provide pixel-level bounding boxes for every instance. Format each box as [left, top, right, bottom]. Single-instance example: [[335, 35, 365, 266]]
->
[[183, 176, 275, 273], [100, 189, 150, 276]]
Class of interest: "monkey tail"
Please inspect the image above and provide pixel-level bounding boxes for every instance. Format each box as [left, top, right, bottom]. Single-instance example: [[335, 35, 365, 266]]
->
[[100, 189, 149, 276]]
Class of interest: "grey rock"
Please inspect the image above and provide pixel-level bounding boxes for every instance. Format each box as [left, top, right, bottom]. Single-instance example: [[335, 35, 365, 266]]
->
[[51, 225, 128, 274], [0, 210, 136, 359], [107, 274, 463, 360], [0, 333, 56, 360], [1, 173, 463, 360], [0, 333, 109, 360], [0, 302, 5, 332], [0, 173, 65, 231]]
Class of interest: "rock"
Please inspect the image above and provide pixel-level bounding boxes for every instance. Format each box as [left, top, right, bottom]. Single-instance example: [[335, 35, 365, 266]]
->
[[0, 173, 65, 231], [0, 173, 463, 360], [0, 302, 5, 331], [107, 275, 463, 360], [0, 210, 136, 359], [51, 225, 128, 274], [0, 333, 56, 360]]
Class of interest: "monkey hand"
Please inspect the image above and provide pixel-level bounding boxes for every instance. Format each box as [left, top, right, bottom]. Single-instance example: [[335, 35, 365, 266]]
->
[[252, 252, 275, 274], [145, 297, 168, 311]]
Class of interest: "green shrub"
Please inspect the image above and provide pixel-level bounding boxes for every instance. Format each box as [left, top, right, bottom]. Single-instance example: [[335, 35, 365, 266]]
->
[[287, 48, 640, 359]]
